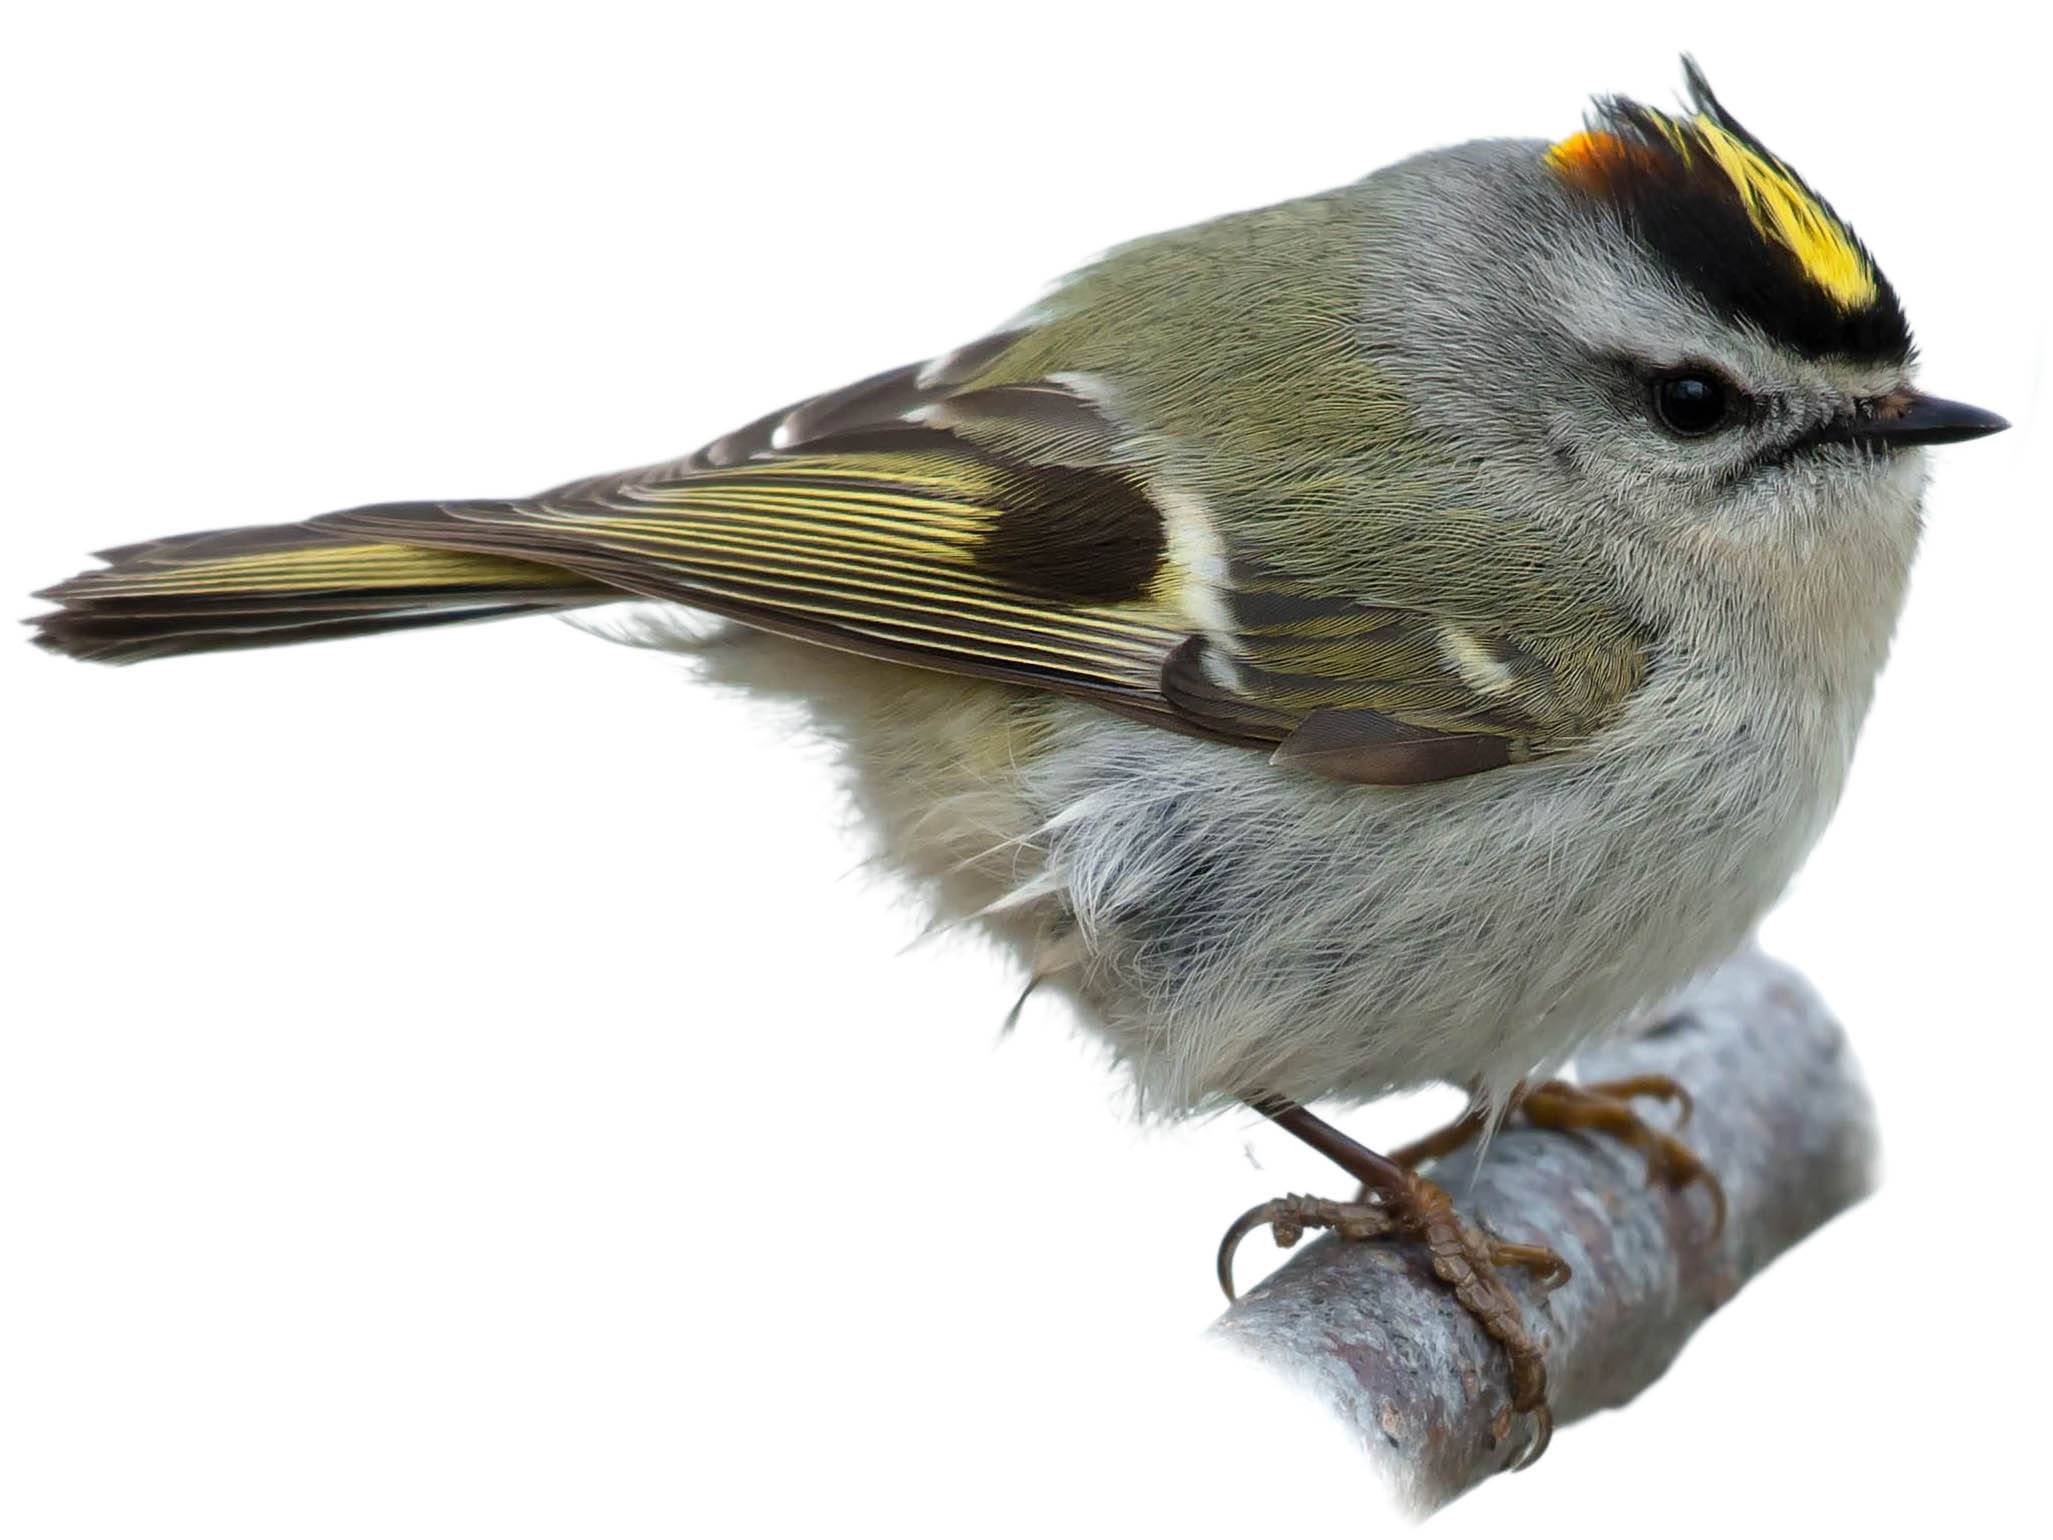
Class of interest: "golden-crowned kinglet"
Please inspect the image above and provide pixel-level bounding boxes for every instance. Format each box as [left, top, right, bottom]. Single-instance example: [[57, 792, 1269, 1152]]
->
[[30, 59, 2007, 1458]]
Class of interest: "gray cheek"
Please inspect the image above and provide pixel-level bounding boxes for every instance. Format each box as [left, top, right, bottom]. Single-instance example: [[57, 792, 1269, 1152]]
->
[[1754, 449, 1928, 540]]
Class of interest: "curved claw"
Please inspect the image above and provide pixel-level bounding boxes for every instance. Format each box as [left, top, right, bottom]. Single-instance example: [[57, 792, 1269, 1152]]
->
[[1700, 1170, 1729, 1241], [1644, 1137, 1727, 1241], [1491, 1240, 1572, 1292], [1216, 1193, 1394, 1301], [1222, 1179, 1560, 1473], [1215, 1198, 1292, 1302], [1512, 1405, 1554, 1470]]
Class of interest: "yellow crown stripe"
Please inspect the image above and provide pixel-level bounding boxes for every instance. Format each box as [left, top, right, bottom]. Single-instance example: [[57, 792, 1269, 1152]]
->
[[1549, 114, 1877, 312], [1686, 117, 1876, 310]]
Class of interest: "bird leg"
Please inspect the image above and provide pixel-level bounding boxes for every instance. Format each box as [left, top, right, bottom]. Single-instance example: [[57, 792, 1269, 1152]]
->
[[1388, 1097, 1493, 1170], [1219, 1097, 1567, 1467]]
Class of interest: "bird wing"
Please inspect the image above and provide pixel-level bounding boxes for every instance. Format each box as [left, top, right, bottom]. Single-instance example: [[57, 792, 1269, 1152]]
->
[[1161, 554, 1649, 783], [314, 355, 1201, 736], [312, 336, 1647, 783]]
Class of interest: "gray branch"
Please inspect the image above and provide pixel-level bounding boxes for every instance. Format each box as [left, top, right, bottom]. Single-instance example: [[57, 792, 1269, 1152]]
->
[[1209, 946, 1877, 1515]]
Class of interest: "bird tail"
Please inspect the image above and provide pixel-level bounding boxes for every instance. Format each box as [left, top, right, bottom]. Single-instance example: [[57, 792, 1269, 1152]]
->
[[30, 515, 612, 664]]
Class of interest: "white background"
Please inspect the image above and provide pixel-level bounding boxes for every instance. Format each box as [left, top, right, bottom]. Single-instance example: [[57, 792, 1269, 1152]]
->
[[4, 4, 2045, 1534]]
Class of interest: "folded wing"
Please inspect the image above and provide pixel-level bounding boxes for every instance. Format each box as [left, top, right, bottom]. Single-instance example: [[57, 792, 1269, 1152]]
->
[[36, 336, 1648, 784]]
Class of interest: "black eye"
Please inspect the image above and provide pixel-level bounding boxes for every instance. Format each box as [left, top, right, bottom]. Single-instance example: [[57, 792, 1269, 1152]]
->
[[1652, 371, 1732, 436]]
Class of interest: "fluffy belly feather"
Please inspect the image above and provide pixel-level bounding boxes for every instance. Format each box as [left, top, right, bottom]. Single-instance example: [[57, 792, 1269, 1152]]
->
[[691, 625, 1849, 1116]]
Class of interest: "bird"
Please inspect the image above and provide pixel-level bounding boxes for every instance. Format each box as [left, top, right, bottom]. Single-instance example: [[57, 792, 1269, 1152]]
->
[[29, 59, 2007, 1462]]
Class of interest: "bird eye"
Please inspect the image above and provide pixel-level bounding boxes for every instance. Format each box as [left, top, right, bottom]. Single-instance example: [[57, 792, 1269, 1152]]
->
[[1651, 371, 1732, 437]]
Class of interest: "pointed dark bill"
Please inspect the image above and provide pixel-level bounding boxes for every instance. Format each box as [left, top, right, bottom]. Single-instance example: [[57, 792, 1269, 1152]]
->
[[1845, 394, 2010, 448]]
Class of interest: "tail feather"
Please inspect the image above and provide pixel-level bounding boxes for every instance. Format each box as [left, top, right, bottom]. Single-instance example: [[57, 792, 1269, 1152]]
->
[[31, 517, 611, 663]]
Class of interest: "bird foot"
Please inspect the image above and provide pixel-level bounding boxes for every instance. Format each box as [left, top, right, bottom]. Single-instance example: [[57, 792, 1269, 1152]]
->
[[1217, 1172, 1568, 1468], [1388, 1073, 1726, 1239], [1519, 1076, 1727, 1238]]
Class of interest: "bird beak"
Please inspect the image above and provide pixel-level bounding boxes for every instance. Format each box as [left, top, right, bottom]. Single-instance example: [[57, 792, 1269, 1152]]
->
[[1844, 392, 2010, 448]]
